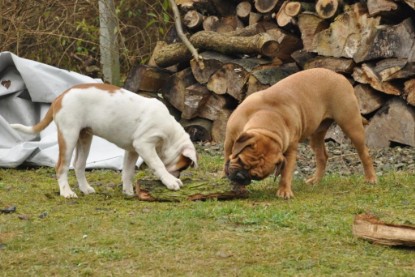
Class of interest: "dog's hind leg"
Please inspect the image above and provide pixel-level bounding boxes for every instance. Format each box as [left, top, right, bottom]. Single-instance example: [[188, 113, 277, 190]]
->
[[338, 117, 377, 184], [305, 120, 332, 185], [56, 128, 79, 198], [74, 128, 95, 195], [122, 151, 139, 196]]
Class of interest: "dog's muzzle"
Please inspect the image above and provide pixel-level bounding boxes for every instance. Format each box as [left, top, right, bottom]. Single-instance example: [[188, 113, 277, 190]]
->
[[225, 160, 252, 186]]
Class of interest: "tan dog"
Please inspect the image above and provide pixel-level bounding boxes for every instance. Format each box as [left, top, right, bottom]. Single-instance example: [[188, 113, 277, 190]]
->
[[224, 68, 377, 199]]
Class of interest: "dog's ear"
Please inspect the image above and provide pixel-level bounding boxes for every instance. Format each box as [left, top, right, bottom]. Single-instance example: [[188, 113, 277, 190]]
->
[[182, 146, 198, 168], [232, 132, 257, 158], [274, 154, 286, 177]]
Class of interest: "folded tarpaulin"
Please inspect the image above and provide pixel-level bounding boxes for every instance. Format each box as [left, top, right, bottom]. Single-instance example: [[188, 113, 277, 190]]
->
[[0, 51, 128, 170]]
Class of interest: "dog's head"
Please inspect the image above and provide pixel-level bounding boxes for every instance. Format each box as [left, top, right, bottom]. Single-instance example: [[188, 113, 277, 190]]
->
[[166, 143, 198, 178], [225, 131, 285, 186]]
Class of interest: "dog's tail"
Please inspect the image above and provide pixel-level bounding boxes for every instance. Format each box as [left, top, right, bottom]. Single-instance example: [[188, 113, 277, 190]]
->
[[10, 104, 54, 134]]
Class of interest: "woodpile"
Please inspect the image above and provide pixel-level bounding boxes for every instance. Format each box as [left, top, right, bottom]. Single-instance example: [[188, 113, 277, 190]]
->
[[125, 0, 415, 147]]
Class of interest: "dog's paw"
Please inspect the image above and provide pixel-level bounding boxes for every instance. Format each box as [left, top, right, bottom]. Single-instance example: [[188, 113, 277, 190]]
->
[[305, 176, 319, 185], [60, 190, 78, 198], [365, 175, 377, 184], [123, 188, 135, 197], [161, 175, 182, 191], [276, 187, 294, 199], [80, 185, 96, 195]]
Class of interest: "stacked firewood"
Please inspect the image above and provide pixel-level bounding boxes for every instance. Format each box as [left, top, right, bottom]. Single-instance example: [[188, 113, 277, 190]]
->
[[124, 0, 415, 147]]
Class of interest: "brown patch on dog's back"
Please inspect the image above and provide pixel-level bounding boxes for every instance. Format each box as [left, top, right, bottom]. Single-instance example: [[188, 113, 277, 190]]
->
[[72, 83, 119, 93]]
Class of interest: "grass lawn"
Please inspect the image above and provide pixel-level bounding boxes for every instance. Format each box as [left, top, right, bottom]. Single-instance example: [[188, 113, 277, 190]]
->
[[1, 149, 415, 276]]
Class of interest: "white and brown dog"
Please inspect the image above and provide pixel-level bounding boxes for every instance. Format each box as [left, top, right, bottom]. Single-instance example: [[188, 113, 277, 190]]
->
[[10, 83, 197, 198]]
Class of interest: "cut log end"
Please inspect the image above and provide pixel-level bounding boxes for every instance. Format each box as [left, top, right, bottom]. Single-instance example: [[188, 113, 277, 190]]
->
[[316, 0, 339, 18]]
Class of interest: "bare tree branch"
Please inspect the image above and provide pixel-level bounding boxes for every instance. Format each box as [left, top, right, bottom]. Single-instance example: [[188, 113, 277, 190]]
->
[[168, 0, 204, 69]]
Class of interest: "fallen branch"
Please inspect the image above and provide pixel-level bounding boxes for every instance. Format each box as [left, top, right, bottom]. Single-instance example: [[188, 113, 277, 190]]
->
[[135, 177, 249, 202]]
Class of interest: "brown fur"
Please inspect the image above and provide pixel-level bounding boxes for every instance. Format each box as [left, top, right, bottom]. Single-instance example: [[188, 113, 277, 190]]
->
[[224, 68, 377, 199]]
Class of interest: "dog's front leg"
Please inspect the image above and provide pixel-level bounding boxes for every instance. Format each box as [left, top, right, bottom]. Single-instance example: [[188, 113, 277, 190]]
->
[[277, 146, 298, 199], [134, 143, 182, 190], [122, 151, 139, 196]]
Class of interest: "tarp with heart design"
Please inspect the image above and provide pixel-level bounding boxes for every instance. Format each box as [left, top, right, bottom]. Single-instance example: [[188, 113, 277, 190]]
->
[[0, 51, 128, 170]]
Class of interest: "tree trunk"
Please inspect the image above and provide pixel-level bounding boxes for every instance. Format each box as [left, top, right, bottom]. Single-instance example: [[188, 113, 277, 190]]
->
[[98, 0, 120, 85]]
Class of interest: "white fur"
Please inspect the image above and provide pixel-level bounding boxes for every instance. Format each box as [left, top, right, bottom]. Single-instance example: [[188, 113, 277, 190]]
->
[[11, 85, 197, 198]]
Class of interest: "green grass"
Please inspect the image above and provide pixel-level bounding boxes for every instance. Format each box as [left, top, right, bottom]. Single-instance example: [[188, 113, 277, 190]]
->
[[1, 151, 415, 276]]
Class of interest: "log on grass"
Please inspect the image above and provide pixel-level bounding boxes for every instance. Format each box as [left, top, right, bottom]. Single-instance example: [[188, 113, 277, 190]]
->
[[136, 177, 249, 202], [353, 214, 415, 247]]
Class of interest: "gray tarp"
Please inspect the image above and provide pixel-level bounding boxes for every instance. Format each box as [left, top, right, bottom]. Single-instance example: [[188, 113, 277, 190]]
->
[[0, 51, 127, 169]]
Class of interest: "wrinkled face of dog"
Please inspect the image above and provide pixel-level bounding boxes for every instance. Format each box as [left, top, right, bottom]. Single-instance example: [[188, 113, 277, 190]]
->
[[225, 132, 285, 186]]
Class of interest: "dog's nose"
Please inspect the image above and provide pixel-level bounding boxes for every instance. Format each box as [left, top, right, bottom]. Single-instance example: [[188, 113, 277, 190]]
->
[[236, 172, 246, 180], [229, 170, 251, 186]]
